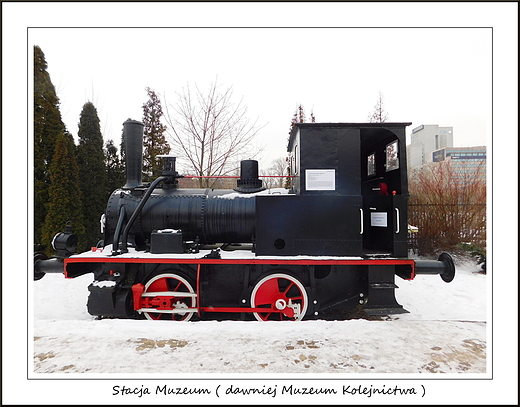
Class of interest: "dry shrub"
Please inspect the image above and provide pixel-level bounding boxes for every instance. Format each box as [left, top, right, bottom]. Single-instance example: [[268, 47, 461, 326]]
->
[[408, 160, 486, 257]]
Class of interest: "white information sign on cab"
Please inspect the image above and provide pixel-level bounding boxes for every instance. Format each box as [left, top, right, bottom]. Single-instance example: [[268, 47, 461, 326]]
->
[[370, 212, 388, 227], [305, 169, 335, 191]]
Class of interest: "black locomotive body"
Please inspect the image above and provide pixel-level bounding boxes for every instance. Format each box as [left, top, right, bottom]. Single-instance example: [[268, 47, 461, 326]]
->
[[35, 120, 455, 321]]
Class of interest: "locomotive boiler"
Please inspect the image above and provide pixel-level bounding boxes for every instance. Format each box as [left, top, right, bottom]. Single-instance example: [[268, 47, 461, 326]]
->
[[34, 119, 455, 321]]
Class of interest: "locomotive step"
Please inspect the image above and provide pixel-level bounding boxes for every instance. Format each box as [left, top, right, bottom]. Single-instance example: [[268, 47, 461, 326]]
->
[[369, 282, 399, 289]]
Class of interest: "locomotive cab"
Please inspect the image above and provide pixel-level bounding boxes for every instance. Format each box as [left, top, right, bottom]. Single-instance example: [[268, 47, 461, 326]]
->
[[261, 122, 412, 259], [359, 125, 410, 257]]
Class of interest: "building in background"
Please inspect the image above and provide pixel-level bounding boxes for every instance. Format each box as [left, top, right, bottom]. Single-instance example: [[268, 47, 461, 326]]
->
[[407, 124, 454, 168], [432, 146, 487, 181], [406, 123, 486, 181]]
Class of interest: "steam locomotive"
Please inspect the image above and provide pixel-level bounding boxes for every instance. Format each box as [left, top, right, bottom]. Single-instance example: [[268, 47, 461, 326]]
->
[[34, 120, 455, 321]]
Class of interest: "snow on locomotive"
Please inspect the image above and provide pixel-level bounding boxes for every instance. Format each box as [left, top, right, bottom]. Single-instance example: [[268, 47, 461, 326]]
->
[[34, 119, 455, 321]]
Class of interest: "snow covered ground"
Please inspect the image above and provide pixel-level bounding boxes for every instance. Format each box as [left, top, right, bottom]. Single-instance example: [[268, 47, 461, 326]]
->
[[2, 255, 517, 405], [31, 263, 488, 375]]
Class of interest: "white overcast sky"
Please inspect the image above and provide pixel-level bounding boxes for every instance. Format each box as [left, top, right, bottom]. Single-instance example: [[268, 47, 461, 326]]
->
[[4, 2, 512, 170], [30, 24, 492, 168], [31, 24, 492, 166]]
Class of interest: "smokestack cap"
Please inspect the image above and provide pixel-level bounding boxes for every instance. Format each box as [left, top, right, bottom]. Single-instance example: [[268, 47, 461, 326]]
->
[[234, 159, 265, 193]]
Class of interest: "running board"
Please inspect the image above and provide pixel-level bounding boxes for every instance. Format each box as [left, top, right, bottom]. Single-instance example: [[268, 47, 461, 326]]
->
[[138, 307, 198, 314], [141, 292, 197, 297]]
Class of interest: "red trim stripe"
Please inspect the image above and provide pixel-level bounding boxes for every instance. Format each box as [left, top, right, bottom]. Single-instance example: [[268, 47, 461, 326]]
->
[[65, 256, 415, 280], [65, 256, 414, 266]]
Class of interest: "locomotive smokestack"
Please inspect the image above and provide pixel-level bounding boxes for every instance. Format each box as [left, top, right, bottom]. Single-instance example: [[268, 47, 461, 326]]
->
[[234, 159, 265, 193], [123, 120, 144, 189]]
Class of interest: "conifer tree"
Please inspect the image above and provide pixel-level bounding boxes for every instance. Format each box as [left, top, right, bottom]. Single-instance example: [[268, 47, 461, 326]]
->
[[298, 104, 306, 124], [288, 104, 315, 134], [118, 120, 132, 185], [41, 131, 86, 255], [142, 87, 170, 181], [76, 101, 108, 247], [288, 107, 299, 135], [104, 139, 125, 194], [286, 104, 317, 188], [34, 45, 66, 248], [119, 128, 126, 169]]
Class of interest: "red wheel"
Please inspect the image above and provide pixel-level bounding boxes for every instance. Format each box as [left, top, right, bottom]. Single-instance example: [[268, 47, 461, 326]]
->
[[250, 273, 308, 321], [141, 273, 196, 321]]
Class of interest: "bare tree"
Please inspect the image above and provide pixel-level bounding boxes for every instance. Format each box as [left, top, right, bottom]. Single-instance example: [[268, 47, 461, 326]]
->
[[164, 80, 265, 188], [367, 91, 389, 123], [263, 157, 289, 189]]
